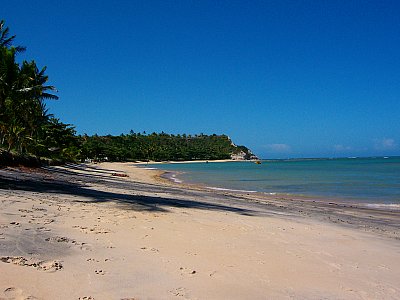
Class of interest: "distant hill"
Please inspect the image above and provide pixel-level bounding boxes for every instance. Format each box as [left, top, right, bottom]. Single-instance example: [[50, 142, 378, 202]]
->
[[80, 132, 258, 162]]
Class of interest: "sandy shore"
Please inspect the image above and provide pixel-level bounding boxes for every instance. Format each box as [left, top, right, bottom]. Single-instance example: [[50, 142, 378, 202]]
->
[[0, 162, 399, 299], [133, 159, 241, 164]]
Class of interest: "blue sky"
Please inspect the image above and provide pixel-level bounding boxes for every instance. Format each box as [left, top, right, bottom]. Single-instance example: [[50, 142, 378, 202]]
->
[[3, 1, 399, 158]]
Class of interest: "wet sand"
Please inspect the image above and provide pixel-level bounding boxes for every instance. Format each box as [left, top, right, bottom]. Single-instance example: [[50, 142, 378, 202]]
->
[[0, 162, 399, 299]]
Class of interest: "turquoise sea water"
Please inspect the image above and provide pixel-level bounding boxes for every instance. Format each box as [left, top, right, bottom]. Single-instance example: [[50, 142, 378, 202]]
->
[[146, 157, 400, 207]]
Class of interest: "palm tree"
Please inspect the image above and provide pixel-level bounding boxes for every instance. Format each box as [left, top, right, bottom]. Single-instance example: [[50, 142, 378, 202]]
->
[[0, 20, 25, 52], [0, 47, 20, 147], [0, 20, 25, 111], [0, 20, 58, 154]]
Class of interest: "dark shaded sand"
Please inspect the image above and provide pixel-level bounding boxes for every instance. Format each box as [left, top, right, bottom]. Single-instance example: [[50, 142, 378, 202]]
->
[[0, 163, 399, 299]]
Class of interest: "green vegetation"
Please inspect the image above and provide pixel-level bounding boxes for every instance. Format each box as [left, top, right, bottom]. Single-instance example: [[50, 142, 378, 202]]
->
[[0, 20, 255, 167], [80, 132, 253, 162], [0, 20, 79, 166]]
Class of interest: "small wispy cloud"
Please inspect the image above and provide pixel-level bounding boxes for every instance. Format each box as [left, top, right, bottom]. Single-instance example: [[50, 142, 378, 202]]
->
[[266, 143, 291, 153], [373, 138, 397, 150], [334, 144, 352, 152]]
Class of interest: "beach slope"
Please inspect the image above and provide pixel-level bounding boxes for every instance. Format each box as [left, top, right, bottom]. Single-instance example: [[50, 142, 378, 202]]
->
[[0, 163, 399, 299]]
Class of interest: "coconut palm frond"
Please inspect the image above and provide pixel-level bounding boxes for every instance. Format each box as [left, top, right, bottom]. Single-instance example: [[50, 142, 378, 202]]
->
[[41, 92, 59, 100]]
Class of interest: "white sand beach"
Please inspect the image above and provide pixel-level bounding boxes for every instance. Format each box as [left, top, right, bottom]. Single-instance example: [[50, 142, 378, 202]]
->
[[0, 163, 399, 299]]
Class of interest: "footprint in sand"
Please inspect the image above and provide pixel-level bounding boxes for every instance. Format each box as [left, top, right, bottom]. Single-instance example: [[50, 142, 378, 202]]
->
[[80, 243, 92, 251], [94, 269, 106, 275], [86, 258, 109, 263], [0, 256, 63, 272], [179, 267, 197, 276], [209, 270, 218, 277], [42, 218, 55, 225], [32, 207, 47, 212], [140, 247, 159, 253], [36, 226, 51, 232], [38, 260, 63, 272], [78, 297, 95, 300], [86, 258, 99, 262], [45, 235, 91, 251], [3, 287, 38, 299], [169, 287, 190, 298], [45, 236, 73, 243], [74, 225, 110, 234]]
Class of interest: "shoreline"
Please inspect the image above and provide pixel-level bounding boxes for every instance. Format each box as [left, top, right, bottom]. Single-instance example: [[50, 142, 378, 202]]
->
[[144, 163, 400, 213], [1, 162, 399, 299], [132, 158, 249, 165], [133, 163, 400, 237], [127, 163, 400, 241]]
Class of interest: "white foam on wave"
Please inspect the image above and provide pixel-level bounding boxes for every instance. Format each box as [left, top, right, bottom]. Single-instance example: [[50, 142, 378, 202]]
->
[[143, 167, 158, 170], [365, 203, 400, 210], [206, 186, 258, 193], [170, 174, 183, 183]]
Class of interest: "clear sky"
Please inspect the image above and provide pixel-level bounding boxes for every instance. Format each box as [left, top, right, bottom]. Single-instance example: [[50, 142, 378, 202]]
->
[[2, 1, 400, 158]]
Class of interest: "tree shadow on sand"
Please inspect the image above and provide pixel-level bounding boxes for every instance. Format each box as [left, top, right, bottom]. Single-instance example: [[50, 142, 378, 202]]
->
[[0, 170, 256, 216]]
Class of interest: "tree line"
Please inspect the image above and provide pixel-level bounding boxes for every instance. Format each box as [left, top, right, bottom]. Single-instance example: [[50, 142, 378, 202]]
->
[[80, 132, 253, 162], [0, 20, 253, 166]]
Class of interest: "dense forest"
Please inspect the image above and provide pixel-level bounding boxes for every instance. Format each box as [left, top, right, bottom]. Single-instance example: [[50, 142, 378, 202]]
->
[[80, 133, 255, 162], [0, 20, 255, 166]]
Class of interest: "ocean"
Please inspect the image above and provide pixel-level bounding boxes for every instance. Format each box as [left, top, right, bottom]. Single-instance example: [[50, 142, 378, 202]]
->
[[145, 157, 400, 208]]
